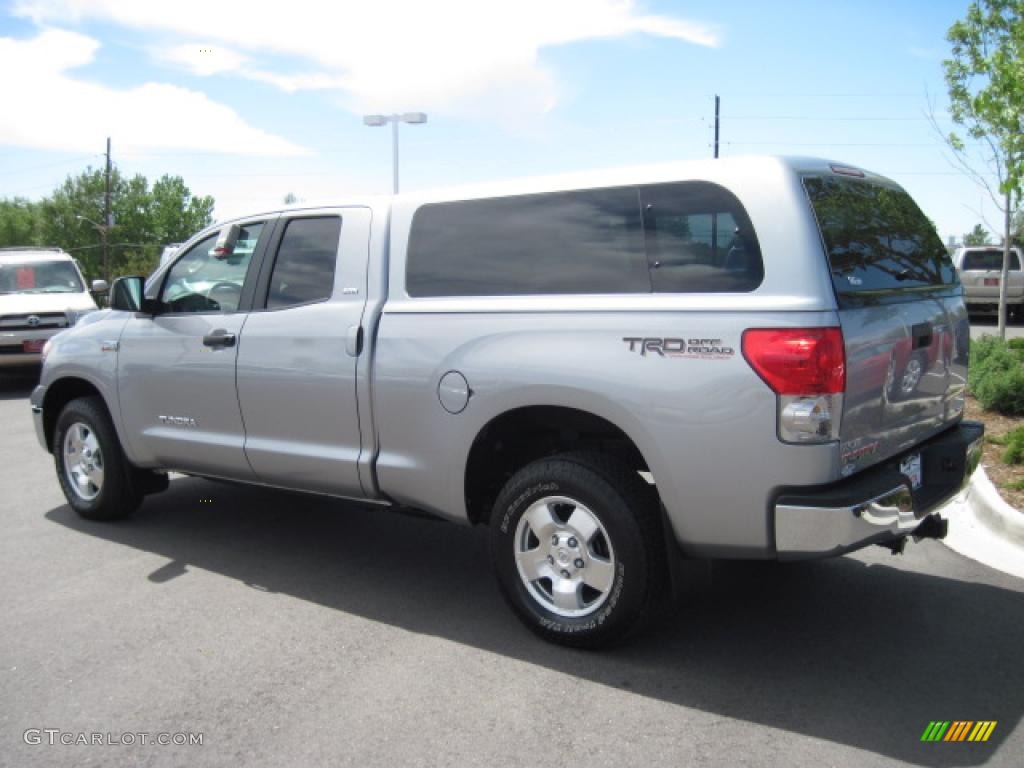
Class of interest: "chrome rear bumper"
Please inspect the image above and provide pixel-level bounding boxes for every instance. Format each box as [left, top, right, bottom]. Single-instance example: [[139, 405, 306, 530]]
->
[[774, 422, 984, 559]]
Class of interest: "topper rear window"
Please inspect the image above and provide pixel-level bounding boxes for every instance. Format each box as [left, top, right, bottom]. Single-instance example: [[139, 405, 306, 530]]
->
[[803, 175, 958, 306]]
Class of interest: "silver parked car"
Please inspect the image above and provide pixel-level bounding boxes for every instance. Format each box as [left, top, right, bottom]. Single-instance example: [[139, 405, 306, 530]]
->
[[31, 157, 983, 647], [952, 245, 1024, 319]]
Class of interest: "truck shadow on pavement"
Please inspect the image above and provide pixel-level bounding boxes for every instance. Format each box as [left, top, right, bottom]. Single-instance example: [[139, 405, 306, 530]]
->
[[47, 476, 1022, 767]]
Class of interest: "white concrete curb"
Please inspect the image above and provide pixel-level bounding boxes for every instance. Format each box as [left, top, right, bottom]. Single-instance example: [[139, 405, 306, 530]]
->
[[967, 465, 1024, 544], [941, 465, 1024, 579]]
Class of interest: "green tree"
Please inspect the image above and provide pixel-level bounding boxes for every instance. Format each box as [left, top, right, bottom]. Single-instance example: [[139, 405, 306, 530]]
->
[[964, 223, 992, 245], [0, 198, 44, 247], [943, 0, 1024, 337], [2, 167, 214, 281], [151, 175, 215, 244]]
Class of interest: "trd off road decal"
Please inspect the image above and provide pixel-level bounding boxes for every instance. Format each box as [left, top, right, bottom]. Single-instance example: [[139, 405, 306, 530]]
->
[[623, 337, 735, 360]]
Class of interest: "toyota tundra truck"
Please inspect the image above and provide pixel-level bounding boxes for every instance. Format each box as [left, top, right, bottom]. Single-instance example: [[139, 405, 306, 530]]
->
[[31, 156, 983, 647]]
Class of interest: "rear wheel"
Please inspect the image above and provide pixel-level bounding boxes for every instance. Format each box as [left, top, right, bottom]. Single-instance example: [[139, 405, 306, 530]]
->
[[488, 452, 667, 648], [54, 396, 144, 520]]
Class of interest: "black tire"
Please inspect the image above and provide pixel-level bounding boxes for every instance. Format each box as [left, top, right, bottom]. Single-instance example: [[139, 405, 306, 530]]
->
[[488, 452, 667, 648], [53, 396, 144, 520]]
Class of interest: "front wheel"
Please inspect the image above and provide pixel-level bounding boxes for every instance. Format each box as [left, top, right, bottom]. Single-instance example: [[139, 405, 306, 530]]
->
[[54, 396, 144, 520], [488, 452, 667, 648]]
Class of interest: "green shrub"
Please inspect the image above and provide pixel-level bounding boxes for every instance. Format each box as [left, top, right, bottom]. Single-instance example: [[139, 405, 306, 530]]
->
[[1002, 427, 1024, 464], [971, 334, 1006, 369], [969, 336, 1024, 415], [975, 365, 1024, 414], [1007, 337, 1024, 359]]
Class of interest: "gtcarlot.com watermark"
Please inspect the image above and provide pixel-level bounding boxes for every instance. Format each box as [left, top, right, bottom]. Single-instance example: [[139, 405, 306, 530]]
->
[[24, 729, 203, 746]]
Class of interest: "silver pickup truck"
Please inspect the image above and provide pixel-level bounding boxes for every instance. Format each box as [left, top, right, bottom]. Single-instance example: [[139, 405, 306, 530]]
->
[[32, 157, 983, 647]]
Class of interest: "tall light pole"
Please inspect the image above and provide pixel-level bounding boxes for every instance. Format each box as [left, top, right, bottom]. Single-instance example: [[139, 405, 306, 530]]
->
[[363, 112, 427, 194]]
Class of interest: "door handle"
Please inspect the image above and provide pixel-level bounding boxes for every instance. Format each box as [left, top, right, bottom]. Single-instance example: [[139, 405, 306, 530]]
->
[[346, 325, 363, 357], [203, 329, 236, 348]]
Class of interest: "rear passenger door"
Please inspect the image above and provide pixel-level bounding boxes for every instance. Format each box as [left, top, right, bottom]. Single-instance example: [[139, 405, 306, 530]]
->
[[235, 208, 371, 498]]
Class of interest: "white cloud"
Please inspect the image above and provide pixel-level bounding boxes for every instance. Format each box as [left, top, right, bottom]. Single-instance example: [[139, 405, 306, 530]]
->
[[158, 42, 248, 77], [0, 27, 306, 155], [155, 42, 345, 93], [13, 0, 719, 120]]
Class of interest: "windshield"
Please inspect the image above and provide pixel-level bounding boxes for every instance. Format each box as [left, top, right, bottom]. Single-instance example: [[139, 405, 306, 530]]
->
[[0, 260, 84, 294], [803, 175, 958, 306]]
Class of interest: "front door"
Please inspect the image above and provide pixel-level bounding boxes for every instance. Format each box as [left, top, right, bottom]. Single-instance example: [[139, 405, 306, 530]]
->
[[117, 219, 273, 479]]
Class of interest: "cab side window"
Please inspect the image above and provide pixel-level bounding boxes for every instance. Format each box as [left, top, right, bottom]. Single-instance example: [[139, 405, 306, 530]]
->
[[265, 217, 342, 309], [161, 222, 264, 313]]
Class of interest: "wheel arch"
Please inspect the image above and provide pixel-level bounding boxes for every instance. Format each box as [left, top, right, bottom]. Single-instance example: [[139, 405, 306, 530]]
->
[[42, 377, 108, 453], [463, 404, 656, 527]]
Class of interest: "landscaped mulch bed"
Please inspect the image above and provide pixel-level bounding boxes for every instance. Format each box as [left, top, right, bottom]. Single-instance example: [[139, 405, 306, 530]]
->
[[965, 395, 1024, 511]]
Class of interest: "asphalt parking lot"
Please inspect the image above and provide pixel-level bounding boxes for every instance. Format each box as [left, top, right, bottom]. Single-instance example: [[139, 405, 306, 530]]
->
[[1, 367, 1022, 768]]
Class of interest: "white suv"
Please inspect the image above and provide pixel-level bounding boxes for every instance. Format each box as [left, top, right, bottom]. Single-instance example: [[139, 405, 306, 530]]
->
[[0, 248, 103, 368], [952, 245, 1024, 319]]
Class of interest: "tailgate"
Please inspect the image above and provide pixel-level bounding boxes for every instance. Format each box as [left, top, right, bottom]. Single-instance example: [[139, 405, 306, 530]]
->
[[839, 299, 968, 474], [803, 173, 967, 476]]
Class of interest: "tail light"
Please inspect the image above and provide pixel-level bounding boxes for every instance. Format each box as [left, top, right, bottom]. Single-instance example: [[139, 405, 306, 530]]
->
[[742, 327, 846, 444]]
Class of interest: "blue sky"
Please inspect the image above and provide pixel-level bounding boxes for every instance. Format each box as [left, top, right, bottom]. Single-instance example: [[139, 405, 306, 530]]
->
[[0, 0, 1008, 244]]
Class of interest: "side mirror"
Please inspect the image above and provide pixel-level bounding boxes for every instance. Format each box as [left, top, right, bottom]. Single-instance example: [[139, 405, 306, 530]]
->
[[90, 279, 109, 294], [212, 224, 240, 259], [109, 275, 146, 312]]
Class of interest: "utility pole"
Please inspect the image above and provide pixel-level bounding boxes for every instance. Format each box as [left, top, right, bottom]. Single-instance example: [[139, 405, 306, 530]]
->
[[103, 137, 112, 282], [712, 94, 720, 158]]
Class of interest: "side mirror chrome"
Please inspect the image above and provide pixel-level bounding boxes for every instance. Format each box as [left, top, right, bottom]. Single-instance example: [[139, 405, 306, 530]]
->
[[91, 279, 109, 294]]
